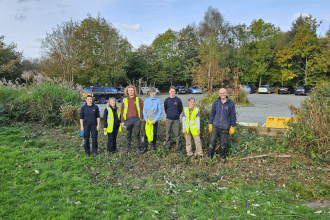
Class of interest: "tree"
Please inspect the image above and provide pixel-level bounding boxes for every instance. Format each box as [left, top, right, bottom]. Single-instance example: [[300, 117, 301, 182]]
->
[[40, 14, 131, 86], [0, 36, 22, 81], [277, 15, 321, 85], [246, 19, 282, 87]]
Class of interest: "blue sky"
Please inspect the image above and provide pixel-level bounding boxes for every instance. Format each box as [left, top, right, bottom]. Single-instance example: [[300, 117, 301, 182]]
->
[[1, 0, 329, 59]]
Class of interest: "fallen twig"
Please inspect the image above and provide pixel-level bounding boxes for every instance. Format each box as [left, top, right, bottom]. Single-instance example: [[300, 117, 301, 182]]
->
[[240, 154, 291, 160]]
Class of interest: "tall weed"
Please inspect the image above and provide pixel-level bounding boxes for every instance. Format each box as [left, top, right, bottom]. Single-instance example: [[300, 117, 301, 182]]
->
[[286, 82, 330, 160]]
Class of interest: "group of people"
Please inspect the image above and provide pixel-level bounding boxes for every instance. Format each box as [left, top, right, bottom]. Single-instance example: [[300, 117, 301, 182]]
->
[[79, 85, 236, 163]]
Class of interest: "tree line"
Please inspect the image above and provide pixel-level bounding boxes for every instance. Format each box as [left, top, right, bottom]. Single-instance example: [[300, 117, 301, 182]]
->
[[1, 7, 330, 92]]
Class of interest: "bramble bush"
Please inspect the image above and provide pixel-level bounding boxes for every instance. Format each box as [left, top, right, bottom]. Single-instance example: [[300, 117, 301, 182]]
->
[[0, 75, 82, 126], [286, 82, 330, 160], [200, 88, 250, 105]]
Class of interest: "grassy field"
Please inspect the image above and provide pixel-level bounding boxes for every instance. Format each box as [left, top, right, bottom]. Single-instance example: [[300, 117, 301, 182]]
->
[[1, 122, 330, 219]]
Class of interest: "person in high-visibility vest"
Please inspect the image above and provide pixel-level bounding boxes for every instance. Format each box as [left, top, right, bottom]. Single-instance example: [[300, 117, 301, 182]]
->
[[207, 88, 236, 163], [120, 85, 144, 154], [182, 98, 203, 158], [103, 97, 122, 154], [142, 87, 162, 153]]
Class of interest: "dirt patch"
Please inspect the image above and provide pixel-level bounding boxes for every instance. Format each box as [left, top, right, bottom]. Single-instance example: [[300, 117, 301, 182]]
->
[[303, 200, 330, 209]]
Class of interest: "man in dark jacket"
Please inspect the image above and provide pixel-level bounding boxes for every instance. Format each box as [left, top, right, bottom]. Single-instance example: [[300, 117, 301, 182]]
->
[[207, 88, 236, 163], [80, 95, 100, 157], [164, 86, 183, 152]]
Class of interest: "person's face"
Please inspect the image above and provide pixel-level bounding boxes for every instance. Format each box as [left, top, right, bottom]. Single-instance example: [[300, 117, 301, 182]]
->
[[219, 89, 227, 99], [150, 91, 155, 98], [128, 88, 134, 97], [86, 97, 92, 105], [188, 99, 195, 107], [169, 88, 175, 97], [110, 99, 116, 107]]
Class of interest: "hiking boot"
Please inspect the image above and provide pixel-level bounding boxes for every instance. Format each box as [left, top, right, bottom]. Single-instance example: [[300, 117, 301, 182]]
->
[[93, 153, 97, 157], [220, 158, 226, 163], [142, 148, 148, 154], [85, 152, 90, 157]]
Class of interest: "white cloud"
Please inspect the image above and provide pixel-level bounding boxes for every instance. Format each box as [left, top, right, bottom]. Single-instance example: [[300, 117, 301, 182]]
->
[[114, 22, 141, 31], [293, 13, 309, 19]]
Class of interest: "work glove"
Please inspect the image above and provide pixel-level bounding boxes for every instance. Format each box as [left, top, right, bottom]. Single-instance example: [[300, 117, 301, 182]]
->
[[208, 124, 212, 133], [229, 126, 235, 135]]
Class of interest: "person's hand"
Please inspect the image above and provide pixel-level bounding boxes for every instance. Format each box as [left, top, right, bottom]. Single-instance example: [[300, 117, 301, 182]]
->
[[229, 126, 235, 135], [182, 129, 186, 134], [208, 124, 212, 133], [80, 126, 83, 132], [96, 125, 99, 131], [152, 120, 156, 124], [103, 128, 106, 132], [121, 122, 124, 127], [197, 130, 200, 135], [145, 120, 149, 125]]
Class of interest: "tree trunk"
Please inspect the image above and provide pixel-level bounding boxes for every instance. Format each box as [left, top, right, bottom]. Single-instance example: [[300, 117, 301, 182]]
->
[[208, 56, 211, 93], [259, 75, 262, 88], [305, 56, 308, 85]]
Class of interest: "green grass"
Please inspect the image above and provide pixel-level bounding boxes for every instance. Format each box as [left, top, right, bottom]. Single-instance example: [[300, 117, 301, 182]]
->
[[1, 123, 330, 219]]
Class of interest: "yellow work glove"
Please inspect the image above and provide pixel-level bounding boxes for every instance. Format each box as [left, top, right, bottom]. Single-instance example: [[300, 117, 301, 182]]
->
[[229, 126, 235, 135], [209, 124, 212, 133]]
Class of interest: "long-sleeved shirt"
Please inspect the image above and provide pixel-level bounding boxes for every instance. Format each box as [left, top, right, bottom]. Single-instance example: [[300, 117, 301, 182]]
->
[[181, 107, 201, 130], [209, 96, 236, 130], [164, 96, 183, 120], [143, 95, 162, 122], [120, 96, 144, 122], [80, 103, 100, 125]]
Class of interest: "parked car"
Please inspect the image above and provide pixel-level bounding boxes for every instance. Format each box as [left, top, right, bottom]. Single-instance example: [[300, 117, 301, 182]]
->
[[294, 85, 311, 95], [140, 86, 160, 95], [188, 85, 202, 94], [175, 85, 188, 94], [114, 86, 125, 92], [278, 85, 294, 94], [241, 84, 255, 94], [258, 85, 275, 94], [81, 86, 124, 104]]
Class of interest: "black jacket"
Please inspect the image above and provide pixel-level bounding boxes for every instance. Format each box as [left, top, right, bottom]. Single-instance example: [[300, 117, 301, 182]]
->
[[103, 106, 120, 128], [80, 103, 100, 125]]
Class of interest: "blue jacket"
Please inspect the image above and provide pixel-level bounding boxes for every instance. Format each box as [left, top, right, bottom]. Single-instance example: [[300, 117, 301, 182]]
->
[[164, 96, 183, 120], [80, 103, 100, 125], [143, 95, 162, 122], [209, 97, 236, 129]]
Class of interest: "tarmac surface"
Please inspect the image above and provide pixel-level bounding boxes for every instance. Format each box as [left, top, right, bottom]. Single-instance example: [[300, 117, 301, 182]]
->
[[97, 92, 308, 126]]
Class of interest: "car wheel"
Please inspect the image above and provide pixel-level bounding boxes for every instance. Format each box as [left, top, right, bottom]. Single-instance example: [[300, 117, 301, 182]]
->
[[295, 94, 298, 96], [268, 90, 270, 94], [99, 97, 106, 104], [288, 91, 291, 95]]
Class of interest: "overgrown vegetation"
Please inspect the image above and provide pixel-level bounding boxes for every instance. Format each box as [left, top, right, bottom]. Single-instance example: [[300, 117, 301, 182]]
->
[[1, 123, 330, 219], [200, 89, 251, 106], [286, 82, 330, 161], [0, 75, 82, 126]]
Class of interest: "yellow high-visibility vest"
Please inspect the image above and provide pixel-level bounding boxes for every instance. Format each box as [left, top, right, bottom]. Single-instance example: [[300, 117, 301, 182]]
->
[[122, 97, 140, 120], [145, 119, 153, 142], [106, 107, 122, 133], [184, 107, 199, 136]]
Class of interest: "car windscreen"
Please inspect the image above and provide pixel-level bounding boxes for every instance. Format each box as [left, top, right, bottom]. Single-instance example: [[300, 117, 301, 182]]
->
[[83, 89, 93, 93], [296, 86, 305, 89], [260, 85, 269, 88]]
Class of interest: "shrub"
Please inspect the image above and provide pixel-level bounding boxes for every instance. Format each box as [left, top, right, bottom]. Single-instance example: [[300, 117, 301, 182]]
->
[[200, 89, 250, 105], [286, 82, 330, 160], [27, 82, 81, 126]]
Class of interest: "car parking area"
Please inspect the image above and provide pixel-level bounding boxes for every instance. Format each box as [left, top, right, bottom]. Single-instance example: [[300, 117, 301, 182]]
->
[[97, 93, 308, 126]]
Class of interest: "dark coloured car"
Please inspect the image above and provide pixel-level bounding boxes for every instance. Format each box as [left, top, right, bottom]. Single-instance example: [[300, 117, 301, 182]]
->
[[278, 85, 294, 94], [81, 86, 124, 104], [175, 85, 187, 94], [294, 85, 311, 95]]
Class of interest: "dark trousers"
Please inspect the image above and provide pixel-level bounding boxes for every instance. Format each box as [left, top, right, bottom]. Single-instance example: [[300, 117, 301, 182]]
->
[[124, 120, 141, 151], [208, 126, 229, 159], [83, 124, 98, 154], [142, 121, 158, 151], [107, 125, 119, 153], [165, 119, 181, 151]]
